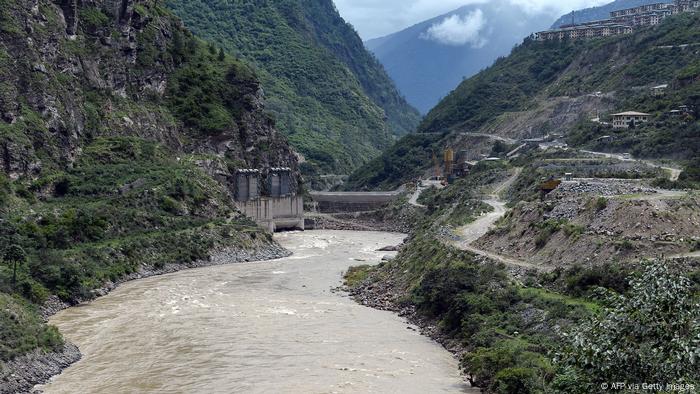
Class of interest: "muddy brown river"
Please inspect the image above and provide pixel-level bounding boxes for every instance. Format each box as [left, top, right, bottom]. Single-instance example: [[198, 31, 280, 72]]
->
[[38, 230, 474, 393]]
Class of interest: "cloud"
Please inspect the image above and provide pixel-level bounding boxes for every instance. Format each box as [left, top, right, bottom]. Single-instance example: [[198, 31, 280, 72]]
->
[[421, 10, 488, 47], [334, 0, 610, 40]]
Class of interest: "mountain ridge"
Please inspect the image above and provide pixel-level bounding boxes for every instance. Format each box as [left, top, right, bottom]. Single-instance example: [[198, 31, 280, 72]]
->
[[364, 0, 557, 114], [165, 0, 421, 175], [347, 12, 700, 190]]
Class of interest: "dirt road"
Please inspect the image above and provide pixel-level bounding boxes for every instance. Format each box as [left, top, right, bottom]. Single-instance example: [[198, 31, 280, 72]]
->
[[450, 168, 554, 271], [581, 150, 682, 181]]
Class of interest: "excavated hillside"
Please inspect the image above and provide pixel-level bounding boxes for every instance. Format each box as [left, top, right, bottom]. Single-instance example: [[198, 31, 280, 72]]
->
[[348, 12, 700, 190], [475, 191, 700, 268]]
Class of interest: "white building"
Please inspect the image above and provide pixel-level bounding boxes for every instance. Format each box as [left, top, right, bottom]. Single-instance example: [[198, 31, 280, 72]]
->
[[612, 111, 651, 129]]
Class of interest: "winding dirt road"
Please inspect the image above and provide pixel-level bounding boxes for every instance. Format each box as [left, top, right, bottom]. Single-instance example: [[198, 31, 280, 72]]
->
[[450, 168, 554, 272]]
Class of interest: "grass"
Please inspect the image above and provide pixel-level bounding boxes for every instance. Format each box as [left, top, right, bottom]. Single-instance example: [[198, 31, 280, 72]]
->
[[519, 287, 600, 314], [344, 265, 373, 287]]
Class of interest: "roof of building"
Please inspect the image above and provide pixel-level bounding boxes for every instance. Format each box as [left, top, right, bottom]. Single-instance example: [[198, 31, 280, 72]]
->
[[612, 111, 651, 116], [652, 84, 669, 89]]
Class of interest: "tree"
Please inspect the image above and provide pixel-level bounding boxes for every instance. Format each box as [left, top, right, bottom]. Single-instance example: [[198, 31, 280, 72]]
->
[[218, 47, 225, 61], [4, 245, 26, 285], [554, 262, 700, 392]]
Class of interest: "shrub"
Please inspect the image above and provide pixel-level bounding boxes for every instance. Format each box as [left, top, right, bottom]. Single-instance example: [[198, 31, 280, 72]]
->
[[0, 293, 64, 361], [594, 197, 607, 211], [556, 262, 700, 389], [0, 174, 11, 206], [493, 367, 539, 394]]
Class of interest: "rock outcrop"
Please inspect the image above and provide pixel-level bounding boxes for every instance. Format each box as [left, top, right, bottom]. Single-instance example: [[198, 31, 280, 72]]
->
[[0, 0, 298, 184]]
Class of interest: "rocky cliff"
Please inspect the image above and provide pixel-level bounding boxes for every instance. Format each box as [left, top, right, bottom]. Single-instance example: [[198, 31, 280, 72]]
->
[[0, 1, 301, 387], [0, 0, 298, 183], [165, 0, 421, 175]]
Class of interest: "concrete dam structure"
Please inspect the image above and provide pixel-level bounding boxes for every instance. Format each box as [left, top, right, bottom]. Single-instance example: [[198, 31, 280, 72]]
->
[[310, 190, 403, 213], [234, 168, 304, 232]]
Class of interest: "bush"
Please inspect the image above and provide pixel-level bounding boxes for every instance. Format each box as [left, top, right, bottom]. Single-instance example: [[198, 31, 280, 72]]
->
[[0, 293, 64, 361], [556, 262, 700, 389], [562, 263, 629, 296], [464, 340, 552, 392], [0, 174, 11, 207], [493, 367, 539, 394], [594, 197, 607, 211]]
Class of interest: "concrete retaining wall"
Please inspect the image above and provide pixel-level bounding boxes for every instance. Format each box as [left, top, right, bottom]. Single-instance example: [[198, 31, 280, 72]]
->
[[235, 196, 304, 232]]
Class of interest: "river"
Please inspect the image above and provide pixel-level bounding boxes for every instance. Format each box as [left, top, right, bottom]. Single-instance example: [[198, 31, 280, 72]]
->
[[37, 230, 473, 394]]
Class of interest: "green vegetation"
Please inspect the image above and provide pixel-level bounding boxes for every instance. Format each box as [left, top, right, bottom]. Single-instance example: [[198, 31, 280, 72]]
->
[[0, 137, 262, 308], [0, 293, 63, 361], [554, 262, 700, 393], [344, 133, 442, 190], [343, 265, 373, 288], [167, 45, 259, 135], [165, 0, 420, 174], [0, 0, 288, 365], [369, 234, 594, 393], [350, 232, 700, 392], [349, 12, 700, 190]]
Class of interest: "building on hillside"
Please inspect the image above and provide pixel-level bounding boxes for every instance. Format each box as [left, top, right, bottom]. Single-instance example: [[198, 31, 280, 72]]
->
[[612, 111, 651, 129], [672, 0, 700, 13], [536, 24, 632, 40], [536, 0, 698, 41], [652, 84, 668, 96], [610, 3, 669, 18]]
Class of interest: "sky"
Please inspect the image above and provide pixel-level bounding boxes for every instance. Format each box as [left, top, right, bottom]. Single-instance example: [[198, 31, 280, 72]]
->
[[334, 0, 610, 40]]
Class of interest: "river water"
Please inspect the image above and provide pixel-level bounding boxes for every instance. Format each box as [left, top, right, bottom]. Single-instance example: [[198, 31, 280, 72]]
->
[[38, 230, 473, 394]]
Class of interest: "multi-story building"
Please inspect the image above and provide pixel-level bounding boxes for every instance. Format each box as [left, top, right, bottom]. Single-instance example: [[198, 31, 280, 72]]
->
[[612, 112, 651, 129], [536, 24, 632, 41], [609, 3, 669, 18], [672, 0, 700, 13], [536, 0, 698, 41]]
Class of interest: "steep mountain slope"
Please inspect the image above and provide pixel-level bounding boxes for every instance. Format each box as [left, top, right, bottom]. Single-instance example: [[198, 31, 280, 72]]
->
[[0, 0, 296, 383], [165, 0, 421, 175], [365, 0, 556, 114], [551, 0, 672, 28], [347, 12, 700, 190]]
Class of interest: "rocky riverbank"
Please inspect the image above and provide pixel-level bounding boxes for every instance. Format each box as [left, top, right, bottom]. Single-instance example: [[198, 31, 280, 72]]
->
[[40, 243, 291, 318], [345, 263, 472, 380], [3, 241, 290, 394], [0, 345, 81, 394]]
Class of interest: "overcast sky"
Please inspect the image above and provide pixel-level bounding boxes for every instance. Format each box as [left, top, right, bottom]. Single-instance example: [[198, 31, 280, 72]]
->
[[334, 0, 610, 40]]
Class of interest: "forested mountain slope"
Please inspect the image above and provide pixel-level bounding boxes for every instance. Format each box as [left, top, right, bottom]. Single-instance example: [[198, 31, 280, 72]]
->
[[365, 0, 554, 114], [166, 0, 421, 175], [0, 0, 296, 384], [347, 12, 700, 190]]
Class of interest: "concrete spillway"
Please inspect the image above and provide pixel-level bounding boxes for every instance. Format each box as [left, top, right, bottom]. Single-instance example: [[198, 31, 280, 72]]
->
[[235, 196, 305, 232]]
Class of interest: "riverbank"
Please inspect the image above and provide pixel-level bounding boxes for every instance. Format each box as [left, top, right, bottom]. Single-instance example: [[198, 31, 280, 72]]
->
[[3, 240, 291, 394], [1, 345, 81, 394], [35, 231, 468, 393], [345, 251, 500, 387]]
